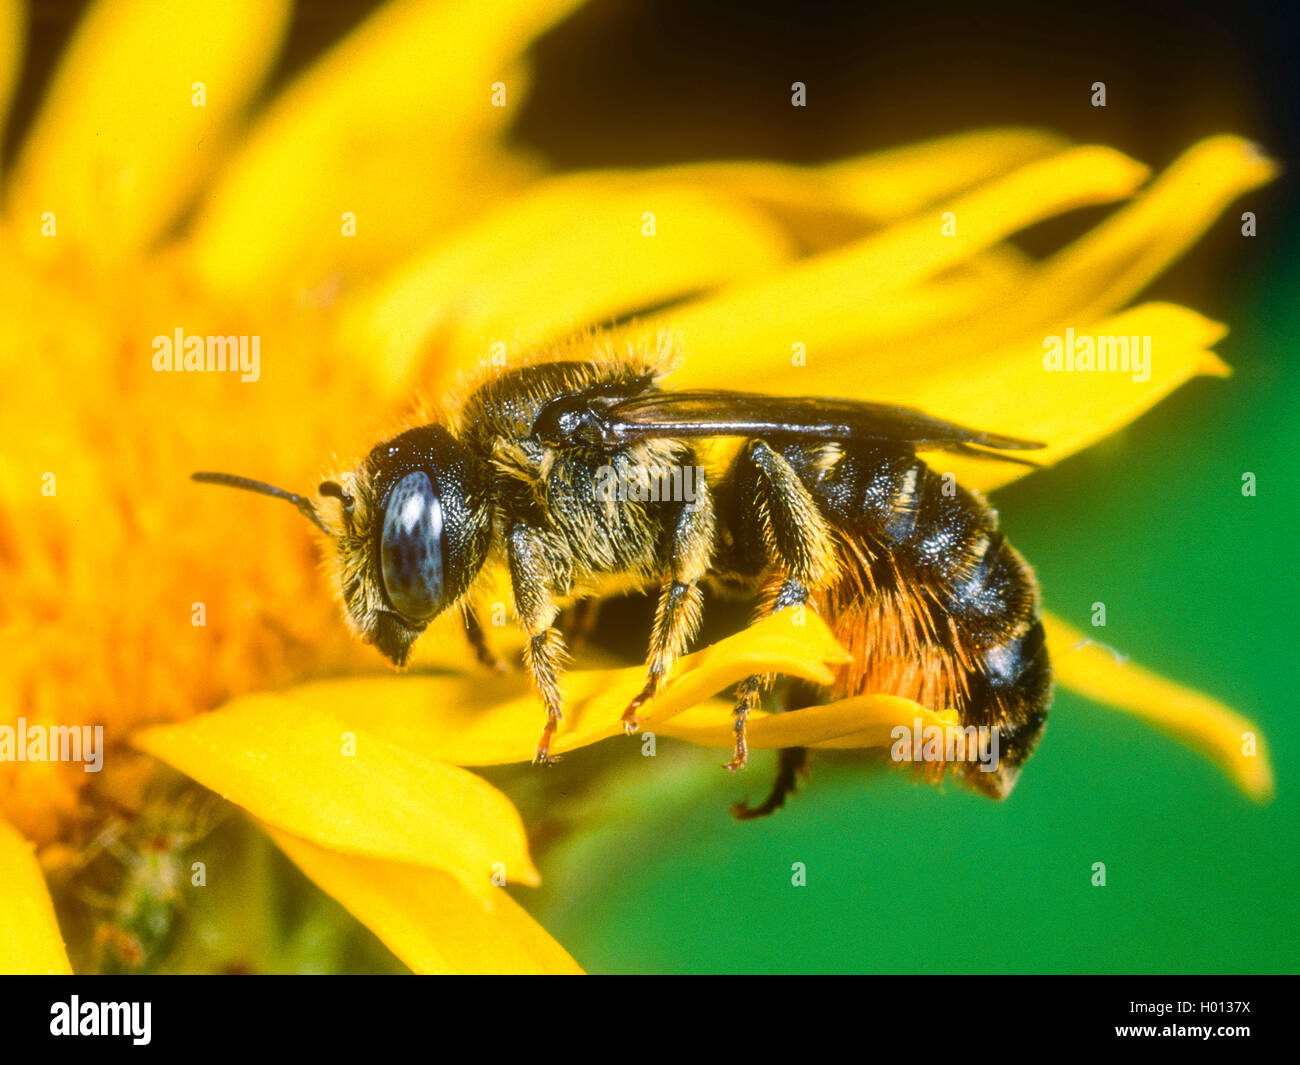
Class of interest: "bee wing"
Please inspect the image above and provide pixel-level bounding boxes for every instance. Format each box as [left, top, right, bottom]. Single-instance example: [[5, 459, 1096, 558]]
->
[[587, 390, 1046, 464]]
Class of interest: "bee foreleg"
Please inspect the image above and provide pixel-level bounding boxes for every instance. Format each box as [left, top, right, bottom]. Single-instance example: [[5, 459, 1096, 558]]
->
[[463, 604, 508, 672], [728, 441, 838, 771], [524, 629, 568, 765], [508, 524, 571, 765], [623, 470, 715, 732]]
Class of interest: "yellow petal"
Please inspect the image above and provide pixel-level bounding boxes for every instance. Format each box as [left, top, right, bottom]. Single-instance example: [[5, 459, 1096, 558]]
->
[[600, 130, 1071, 253], [657, 693, 953, 750], [759, 244, 1033, 350], [0, 819, 72, 974], [1004, 135, 1277, 333], [352, 129, 1073, 393], [5, 0, 290, 261], [582, 616, 1274, 805], [653, 295, 1229, 496], [134, 703, 539, 897], [818, 127, 1073, 220], [651, 138, 1271, 432], [918, 302, 1231, 492], [874, 135, 1277, 362], [189, 0, 584, 298], [0, 0, 22, 160], [286, 611, 850, 765], [653, 145, 1150, 378], [1043, 613, 1273, 801], [340, 175, 795, 396], [664, 127, 1070, 225], [268, 827, 582, 975]]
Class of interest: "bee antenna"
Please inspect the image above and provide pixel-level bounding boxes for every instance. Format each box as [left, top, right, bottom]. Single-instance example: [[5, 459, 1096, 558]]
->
[[191, 471, 328, 533]]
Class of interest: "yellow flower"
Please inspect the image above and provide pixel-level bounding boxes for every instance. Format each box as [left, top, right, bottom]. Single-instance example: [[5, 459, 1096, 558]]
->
[[0, 0, 589, 976], [0, 0, 1275, 975]]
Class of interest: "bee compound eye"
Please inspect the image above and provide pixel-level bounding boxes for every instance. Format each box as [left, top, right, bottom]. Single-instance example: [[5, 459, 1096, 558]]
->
[[379, 471, 445, 621]]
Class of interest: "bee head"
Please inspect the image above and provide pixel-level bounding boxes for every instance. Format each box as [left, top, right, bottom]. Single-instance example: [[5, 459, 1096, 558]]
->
[[192, 424, 492, 669], [321, 425, 493, 666]]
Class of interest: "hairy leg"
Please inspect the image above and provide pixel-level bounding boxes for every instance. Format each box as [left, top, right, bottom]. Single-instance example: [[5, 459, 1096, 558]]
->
[[508, 524, 571, 764], [622, 468, 716, 731], [727, 441, 838, 771]]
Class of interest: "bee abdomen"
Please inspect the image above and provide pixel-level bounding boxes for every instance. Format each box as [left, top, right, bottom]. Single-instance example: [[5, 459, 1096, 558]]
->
[[882, 457, 1039, 647], [892, 457, 1051, 794], [963, 618, 1052, 797], [791, 441, 1051, 796]]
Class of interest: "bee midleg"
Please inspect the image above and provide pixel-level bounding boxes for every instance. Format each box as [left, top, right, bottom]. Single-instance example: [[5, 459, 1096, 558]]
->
[[622, 468, 715, 730], [560, 596, 602, 652], [507, 523, 571, 765], [728, 440, 839, 772], [731, 697, 813, 821]]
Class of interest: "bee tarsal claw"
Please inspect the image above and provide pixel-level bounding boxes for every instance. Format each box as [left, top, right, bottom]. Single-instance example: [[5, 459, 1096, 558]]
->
[[622, 677, 659, 734], [532, 725, 562, 766]]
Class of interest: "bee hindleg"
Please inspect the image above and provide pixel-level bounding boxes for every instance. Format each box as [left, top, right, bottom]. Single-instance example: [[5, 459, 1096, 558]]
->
[[623, 465, 715, 732], [724, 578, 805, 771], [732, 745, 809, 820], [725, 674, 762, 771], [728, 441, 838, 770]]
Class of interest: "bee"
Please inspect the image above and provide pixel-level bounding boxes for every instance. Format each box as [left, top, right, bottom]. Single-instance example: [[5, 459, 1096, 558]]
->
[[194, 335, 1051, 817]]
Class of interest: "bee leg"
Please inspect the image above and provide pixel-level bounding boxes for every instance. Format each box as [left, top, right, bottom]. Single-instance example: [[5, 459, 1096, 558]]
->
[[560, 596, 602, 653], [525, 629, 568, 764], [508, 524, 570, 765], [623, 467, 714, 732], [724, 675, 760, 771], [727, 441, 838, 771], [623, 578, 704, 732], [463, 606, 508, 672], [732, 745, 809, 819]]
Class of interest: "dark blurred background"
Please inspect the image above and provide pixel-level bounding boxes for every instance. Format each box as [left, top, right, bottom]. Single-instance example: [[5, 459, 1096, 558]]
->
[[7, 0, 1296, 315]]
